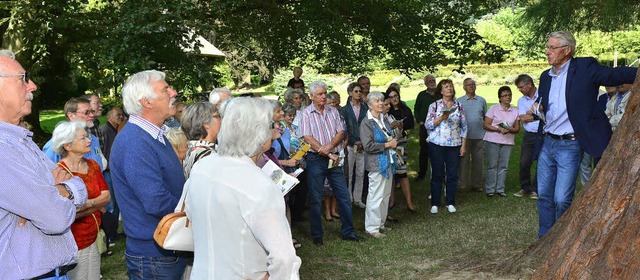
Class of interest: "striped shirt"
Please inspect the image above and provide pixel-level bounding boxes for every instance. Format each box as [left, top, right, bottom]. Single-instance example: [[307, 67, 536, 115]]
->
[[128, 115, 168, 145], [0, 122, 88, 279], [298, 103, 346, 153]]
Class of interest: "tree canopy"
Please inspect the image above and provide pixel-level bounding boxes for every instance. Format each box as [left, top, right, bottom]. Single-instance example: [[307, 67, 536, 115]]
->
[[523, 0, 640, 37]]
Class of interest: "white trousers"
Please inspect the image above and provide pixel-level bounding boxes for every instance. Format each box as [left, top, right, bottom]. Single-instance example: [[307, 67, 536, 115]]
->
[[347, 145, 366, 203], [68, 240, 101, 280], [365, 170, 392, 233]]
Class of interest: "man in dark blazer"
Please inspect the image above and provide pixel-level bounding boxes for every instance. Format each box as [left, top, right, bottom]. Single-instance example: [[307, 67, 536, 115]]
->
[[536, 31, 637, 238], [341, 82, 369, 207]]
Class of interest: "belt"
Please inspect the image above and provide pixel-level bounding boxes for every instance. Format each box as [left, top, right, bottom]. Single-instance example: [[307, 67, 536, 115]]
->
[[31, 263, 77, 279], [546, 133, 576, 141]]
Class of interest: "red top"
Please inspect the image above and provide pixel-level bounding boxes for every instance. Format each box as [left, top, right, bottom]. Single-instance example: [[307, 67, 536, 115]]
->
[[60, 159, 109, 250]]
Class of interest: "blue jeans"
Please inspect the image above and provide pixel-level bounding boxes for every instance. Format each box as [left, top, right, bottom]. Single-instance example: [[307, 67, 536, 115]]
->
[[429, 144, 461, 206], [125, 252, 186, 280], [104, 171, 119, 220], [536, 135, 582, 238], [306, 152, 355, 239]]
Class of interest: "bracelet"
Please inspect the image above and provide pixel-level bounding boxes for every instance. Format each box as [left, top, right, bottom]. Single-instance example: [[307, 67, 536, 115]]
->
[[90, 199, 95, 207]]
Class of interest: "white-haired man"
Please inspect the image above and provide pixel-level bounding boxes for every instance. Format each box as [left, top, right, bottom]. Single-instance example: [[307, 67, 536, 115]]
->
[[110, 70, 187, 278], [209, 87, 232, 107], [299, 80, 364, 246], [535, 31, 636, 237], [0, 49, 88, 279]]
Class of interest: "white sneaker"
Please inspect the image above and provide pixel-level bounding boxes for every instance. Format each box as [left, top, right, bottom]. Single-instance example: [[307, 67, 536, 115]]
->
[[368, 232, 386, 238], [446, 205, 457, 213], [430, 206, 438, 214], [354, 201, 366, 208]]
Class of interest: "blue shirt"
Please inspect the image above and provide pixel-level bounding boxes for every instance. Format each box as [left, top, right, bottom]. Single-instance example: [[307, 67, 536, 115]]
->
[[0, 122, 87, 279], [615, 91, 629, 111], [43, 132, 105, 170], [272, 125, 292, 158], [517, 90, 540, 133], [544, 59, 573, 135]]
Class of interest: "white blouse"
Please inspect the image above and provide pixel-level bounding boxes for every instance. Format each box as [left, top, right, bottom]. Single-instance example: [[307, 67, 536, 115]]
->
[[185, 154, 301, 279]]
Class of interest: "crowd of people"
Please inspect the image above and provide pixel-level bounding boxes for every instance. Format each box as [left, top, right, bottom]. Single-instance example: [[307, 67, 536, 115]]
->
[[0, 30, 637, 279]]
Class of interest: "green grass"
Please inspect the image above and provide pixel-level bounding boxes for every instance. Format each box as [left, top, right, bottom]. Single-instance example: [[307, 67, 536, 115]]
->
[[39, 98, 543, 279]]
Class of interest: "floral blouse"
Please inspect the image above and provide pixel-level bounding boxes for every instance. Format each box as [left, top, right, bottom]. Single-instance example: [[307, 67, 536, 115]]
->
[[425, 99, 467, 147]]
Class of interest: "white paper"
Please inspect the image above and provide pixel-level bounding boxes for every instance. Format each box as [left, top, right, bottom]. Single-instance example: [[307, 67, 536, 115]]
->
[[261, 160, 300, 196]]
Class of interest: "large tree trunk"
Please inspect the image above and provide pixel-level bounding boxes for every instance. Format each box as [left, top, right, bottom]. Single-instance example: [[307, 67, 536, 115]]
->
[[503, 68, 640, 278]]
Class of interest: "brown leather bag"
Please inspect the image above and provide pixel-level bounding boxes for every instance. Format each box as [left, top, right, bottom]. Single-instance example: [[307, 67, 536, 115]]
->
[[153, 193, 193, 251]]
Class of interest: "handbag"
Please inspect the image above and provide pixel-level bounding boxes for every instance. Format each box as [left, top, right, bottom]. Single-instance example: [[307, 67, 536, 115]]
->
[[153, 187, 194, 252], [92, 214, 108, 254]]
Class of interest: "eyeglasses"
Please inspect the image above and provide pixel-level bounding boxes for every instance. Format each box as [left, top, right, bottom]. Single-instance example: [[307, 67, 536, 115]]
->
[[500, 94, 512, 98], [546, 45, 567, 51], [75, 109, 96, 116], [0, 72, 30, 84]]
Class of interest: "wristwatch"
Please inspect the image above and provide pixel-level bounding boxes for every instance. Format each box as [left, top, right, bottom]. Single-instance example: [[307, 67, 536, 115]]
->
[[59, 183, 74, 201]]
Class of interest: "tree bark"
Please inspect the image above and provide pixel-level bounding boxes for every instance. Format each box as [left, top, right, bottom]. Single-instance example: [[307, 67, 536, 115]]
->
[[503, 68, 640, 278]]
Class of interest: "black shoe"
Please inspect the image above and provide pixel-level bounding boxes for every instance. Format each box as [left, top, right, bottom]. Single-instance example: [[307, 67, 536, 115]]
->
[[342, 234, 365, 242], [313, 237, 324, 246], [386, 215, 399, 223]]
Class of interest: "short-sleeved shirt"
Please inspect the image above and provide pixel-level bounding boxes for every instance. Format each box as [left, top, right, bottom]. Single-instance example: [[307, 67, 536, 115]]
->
[[517, 91, 540, 133], [298, 104, 345, 153], [287, 78, 305, 88], [456, 94, 486, 139], [483, 104, 519, 145], [425, 100, 468, 147]]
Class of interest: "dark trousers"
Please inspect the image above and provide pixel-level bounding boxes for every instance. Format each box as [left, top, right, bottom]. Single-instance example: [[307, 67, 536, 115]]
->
[[306, 152, 355, 238], [289, 171, 308, 221], [519, 131, 538, 193], [418, 126, 429, 178], [429, 144, 460, 206]]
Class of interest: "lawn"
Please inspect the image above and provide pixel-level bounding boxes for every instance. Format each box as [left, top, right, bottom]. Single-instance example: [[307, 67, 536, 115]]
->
[[39, 94, 549, 279]]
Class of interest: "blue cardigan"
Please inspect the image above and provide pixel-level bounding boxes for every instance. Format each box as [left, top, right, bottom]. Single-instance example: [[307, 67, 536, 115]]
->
[[110, 122, 185, 257]]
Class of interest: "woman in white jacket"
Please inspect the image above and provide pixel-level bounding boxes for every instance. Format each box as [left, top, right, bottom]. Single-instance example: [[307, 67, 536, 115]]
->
[[185, 97, 301, 279]]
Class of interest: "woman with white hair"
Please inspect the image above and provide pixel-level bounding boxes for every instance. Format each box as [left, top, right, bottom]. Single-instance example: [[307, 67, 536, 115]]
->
[[52, 121, 111, 280], [359, 91, 398, 238], [186, 97, 301, 279]]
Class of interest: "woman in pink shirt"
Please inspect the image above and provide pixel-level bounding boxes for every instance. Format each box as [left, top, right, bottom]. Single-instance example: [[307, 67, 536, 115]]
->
[[483, 86, 521, 196]]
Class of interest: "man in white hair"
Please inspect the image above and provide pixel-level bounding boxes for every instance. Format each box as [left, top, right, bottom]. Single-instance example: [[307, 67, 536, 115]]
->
[[110, 70, 187, 278], [209, 87, 232, 107], [298, 80, 365, 246], [0, 49, 88, 279]]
